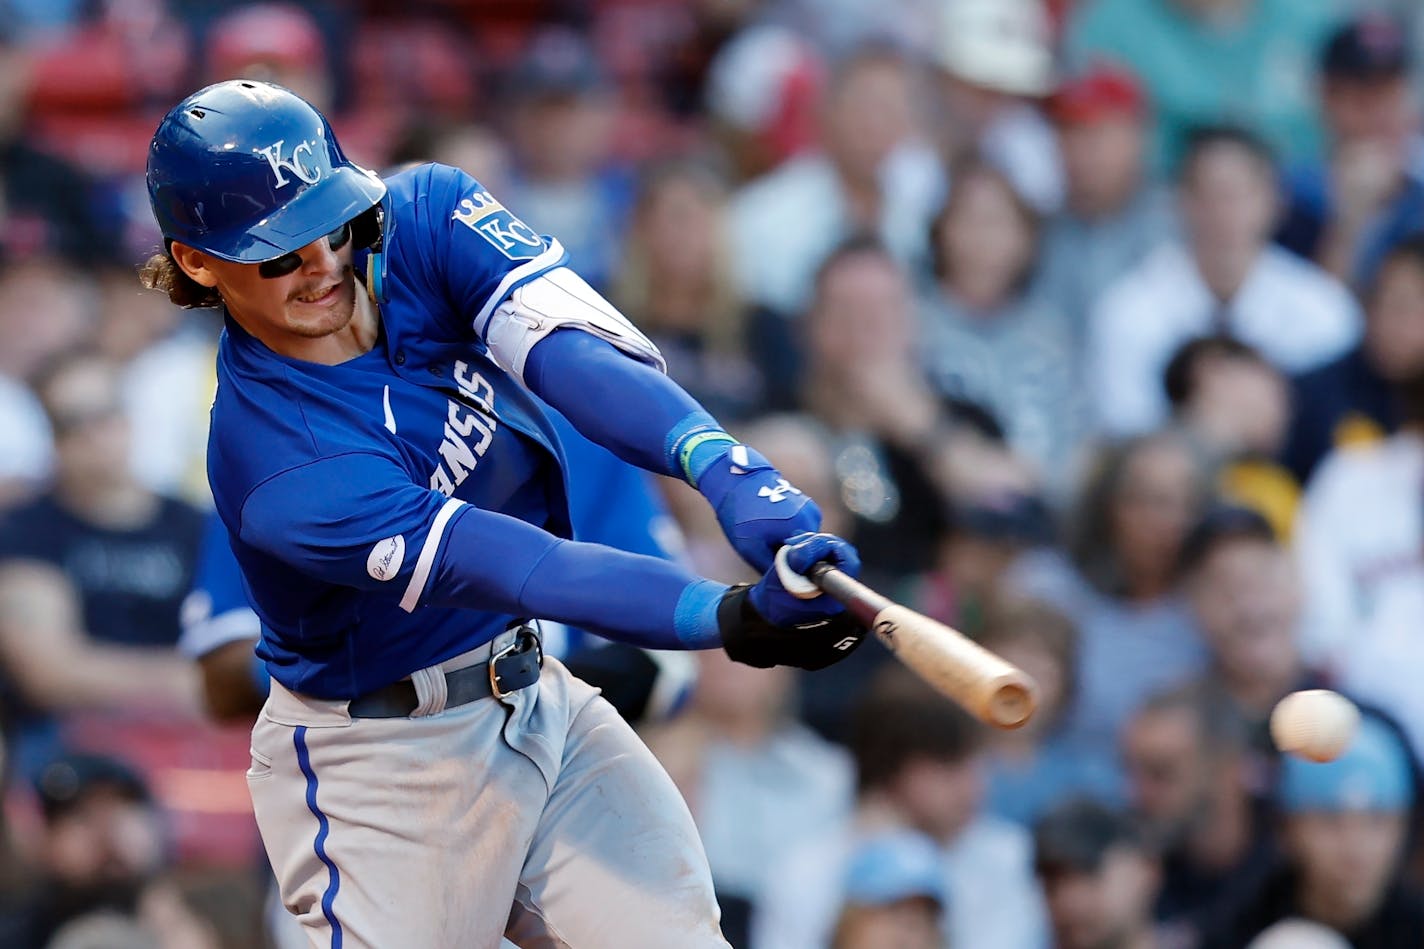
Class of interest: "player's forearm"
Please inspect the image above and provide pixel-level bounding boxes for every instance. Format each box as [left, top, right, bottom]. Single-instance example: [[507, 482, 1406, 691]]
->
[[426, 504, 727, 650], [524, 329, 730, 483]]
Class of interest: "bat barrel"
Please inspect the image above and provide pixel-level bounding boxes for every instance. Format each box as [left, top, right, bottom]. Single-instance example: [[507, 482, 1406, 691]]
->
[[980, 675, 1037, 730], [811, 565, 1039, 730]]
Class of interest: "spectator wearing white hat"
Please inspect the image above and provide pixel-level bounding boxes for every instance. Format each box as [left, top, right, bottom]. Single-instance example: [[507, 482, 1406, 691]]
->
[[930, 0, 1064, 214]]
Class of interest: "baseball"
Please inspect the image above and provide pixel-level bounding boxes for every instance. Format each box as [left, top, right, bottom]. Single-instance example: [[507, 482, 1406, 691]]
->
[[1269, 689, 1360, 763]]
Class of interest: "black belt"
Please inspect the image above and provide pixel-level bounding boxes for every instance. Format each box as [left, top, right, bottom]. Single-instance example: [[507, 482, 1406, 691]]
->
[[348, 629, 543, 719]]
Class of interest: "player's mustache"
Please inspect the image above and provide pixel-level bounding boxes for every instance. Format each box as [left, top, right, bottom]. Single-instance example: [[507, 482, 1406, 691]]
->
[[289, 264, 353, 301]]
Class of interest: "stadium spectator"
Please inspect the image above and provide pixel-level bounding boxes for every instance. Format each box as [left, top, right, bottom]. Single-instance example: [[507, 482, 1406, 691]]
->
[[7, 753, 167, 946], [500, 28, 633, 292], [1066, 0, 1342, 170], [390, 122, 513, 196], [919, 156, 1088, 496], [1038, 63, 1177, 342], [0, 351, 202, 777], [644, 650, 853, 947], [793, 237, 954, 582], [910, 486, 1053, 638], [1284, 235, 1424, 483], [1088, 126, 1360, 435], [1162, 337, 1297, 536], [1034, 799, 1164, 949], [1278, 14, 1424, 286], [1178, 506, 1323, 761], [610, 160, 761, 423], [1121, 685, 1278, 940], [730, 42, 941, 318], [1207, 714, 1424, 948], [977, 598, 1123, 827], [829, 831, 946, 949], [1294, 368, 1424, 758], [0, 256, 93, 504], [930, 0, 1063, 213], [753, 665, 1047, 949], [1008, 431, 1210, 749]]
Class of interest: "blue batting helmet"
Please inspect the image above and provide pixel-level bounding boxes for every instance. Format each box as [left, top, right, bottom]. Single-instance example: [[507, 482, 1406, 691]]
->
[[147, 80, 386, 263]]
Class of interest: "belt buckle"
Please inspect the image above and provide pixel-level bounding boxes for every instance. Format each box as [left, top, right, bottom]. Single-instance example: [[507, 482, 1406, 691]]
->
[[489, 627, 542, 700]]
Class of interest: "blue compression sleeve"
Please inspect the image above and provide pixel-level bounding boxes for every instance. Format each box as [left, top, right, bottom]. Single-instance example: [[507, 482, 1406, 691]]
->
[[524, 329, 733, 482], [425, 504, 726, 649]]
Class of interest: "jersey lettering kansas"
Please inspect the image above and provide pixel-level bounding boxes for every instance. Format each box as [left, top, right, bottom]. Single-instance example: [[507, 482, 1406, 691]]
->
[[208, 163, 575, 699]]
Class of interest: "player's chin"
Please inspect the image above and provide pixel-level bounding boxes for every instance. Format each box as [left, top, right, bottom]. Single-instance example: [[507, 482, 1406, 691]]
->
[[286, 276, 356, 335]]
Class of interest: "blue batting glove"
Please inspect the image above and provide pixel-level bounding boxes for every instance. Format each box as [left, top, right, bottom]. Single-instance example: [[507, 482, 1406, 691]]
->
[[748, 532, 861, 627], [697, 445, 822, 572]]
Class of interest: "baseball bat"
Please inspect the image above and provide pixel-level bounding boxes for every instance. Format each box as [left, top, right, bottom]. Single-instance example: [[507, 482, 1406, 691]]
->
[[777, 550, 1037, 729]]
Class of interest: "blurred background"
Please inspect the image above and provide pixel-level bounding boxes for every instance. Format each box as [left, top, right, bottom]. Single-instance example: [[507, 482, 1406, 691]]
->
[[0, 0, 1423, 946]]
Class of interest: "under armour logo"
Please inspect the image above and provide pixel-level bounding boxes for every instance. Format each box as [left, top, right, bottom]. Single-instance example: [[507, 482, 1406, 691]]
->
[[833, 636, 859, 651], [757, 479, 801, 503], [253, 138, 323, 189]]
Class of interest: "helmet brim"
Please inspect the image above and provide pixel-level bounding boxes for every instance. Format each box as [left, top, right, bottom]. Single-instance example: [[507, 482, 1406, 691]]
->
[[190, 164, 388, 264]]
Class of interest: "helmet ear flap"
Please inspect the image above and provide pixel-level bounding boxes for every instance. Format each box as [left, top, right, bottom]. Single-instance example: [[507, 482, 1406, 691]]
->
[[351, 204, 383, 253]]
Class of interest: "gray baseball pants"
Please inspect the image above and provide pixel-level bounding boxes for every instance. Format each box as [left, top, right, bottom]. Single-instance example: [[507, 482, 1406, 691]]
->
[[246, 629, 729, 947]]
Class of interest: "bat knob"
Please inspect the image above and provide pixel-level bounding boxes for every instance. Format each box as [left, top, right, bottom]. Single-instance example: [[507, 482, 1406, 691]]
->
[[773, 545, 823, 600]]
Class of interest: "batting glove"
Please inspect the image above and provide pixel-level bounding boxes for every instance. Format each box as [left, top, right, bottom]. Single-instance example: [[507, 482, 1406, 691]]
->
[[717, 532, 867, 671], [696, 444, 822, 572]]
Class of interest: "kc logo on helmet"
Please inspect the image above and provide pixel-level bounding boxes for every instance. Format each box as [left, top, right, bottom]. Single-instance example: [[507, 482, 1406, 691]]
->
[[253, 138, 324, 189]]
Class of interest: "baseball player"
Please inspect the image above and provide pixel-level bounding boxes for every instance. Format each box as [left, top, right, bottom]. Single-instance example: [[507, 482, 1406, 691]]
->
[[141, 80, 866, 947]]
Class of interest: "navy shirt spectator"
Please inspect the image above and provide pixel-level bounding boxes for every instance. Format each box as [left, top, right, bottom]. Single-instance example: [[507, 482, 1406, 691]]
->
[[1277, 14, 1424, 287], [1283, 235, 1424, 482]]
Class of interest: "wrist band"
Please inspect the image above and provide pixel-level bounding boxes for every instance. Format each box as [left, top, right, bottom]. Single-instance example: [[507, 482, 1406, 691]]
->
[[675, 429, 738, 486]]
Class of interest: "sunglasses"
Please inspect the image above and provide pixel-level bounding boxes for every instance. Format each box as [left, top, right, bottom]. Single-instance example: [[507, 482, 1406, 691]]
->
[[258, 222, 353, 279]]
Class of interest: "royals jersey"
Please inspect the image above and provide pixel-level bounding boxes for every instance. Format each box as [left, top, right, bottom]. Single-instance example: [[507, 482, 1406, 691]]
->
[[210, 163, 598, 699]]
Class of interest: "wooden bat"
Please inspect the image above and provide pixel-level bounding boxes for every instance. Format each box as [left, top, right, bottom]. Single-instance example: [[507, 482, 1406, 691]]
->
[[775, 549, 1037, 729]]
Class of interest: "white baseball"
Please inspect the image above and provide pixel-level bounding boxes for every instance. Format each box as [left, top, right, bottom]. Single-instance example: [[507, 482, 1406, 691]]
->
[[1269, 689, 1360, 763]]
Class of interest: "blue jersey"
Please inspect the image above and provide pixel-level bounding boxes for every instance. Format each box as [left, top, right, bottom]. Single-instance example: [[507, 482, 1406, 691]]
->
[[186, 420, 682, 666], [210, 163, 580, 698]]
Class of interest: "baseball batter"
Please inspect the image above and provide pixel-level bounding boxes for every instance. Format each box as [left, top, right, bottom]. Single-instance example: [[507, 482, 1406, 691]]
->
[[141, 80, 867, 947]]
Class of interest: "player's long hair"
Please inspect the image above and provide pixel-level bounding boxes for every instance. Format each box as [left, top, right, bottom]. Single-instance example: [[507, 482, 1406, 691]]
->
[[137, 249, 222, 309]]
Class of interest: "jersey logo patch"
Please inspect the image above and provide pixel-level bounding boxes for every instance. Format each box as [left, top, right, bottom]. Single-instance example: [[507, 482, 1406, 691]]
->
[[367, 535, 406, 581], [452, 190, 544, 261]]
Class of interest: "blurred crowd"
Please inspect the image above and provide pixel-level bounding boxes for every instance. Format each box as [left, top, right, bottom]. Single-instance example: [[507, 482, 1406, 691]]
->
[[1, 0, 1424, 946]]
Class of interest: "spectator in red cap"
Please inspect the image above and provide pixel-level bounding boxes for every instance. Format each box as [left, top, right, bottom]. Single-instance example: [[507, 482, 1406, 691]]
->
[[1038, 64, 1177, 343], [199, 3, 389, 167], [1278, 13, 1424, 287], [203, 4, 331, 111]]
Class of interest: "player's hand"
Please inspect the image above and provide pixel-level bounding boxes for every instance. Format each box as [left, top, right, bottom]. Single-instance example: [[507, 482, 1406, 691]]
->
[[748, 532, 860, 625], [717, 532, 867, 671], [696, 444, 821, 572]]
